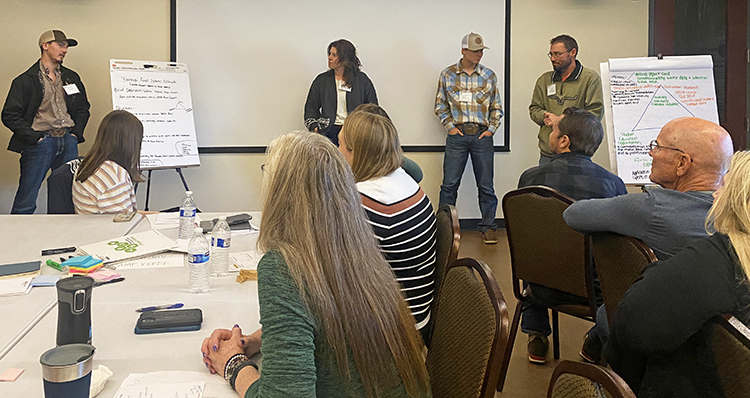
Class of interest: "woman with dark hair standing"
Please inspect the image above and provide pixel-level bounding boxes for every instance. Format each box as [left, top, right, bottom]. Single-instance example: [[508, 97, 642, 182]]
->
[[72, 110, 144, 214], [304, 39, 378, 146]]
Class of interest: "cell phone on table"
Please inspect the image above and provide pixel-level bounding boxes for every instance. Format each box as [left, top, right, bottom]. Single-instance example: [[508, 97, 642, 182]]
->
[[113, 212, 136, 222], [134, 308, 202, 334]]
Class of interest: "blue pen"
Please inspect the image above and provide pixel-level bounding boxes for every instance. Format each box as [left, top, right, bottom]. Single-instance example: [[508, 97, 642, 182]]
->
[[135, 303, 184, 312]]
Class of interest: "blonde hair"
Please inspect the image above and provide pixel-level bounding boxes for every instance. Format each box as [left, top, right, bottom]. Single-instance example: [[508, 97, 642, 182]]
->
[[258, 132, 429, 398], [707, 151, 750, 278], [341, 110, 403, 182]]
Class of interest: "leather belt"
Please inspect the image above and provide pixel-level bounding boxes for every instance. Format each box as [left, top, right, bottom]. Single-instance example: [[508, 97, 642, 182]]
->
[[456, 123, 488, 135], [48, 128, 69, 137]]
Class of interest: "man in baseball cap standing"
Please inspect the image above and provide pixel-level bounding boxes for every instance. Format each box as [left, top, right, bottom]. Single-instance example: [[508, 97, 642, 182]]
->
[[435, 32, 503, 244], [2, 30, 90, 213]]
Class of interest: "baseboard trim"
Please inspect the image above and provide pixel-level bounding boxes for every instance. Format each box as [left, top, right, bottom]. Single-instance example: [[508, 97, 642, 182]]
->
[[459, 218, 505, 230]]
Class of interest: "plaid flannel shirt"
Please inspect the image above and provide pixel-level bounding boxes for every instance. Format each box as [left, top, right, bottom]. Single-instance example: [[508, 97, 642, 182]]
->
[[434, 61, 503, 134]]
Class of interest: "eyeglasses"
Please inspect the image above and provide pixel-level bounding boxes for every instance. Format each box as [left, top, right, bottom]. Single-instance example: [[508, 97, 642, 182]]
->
[[648, 140, 693, 162], [547, 50, 570, 59]]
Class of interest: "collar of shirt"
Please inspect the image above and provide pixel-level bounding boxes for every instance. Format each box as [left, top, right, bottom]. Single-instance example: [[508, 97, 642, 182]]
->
[[551, 151, 592, 162], [551, 60, 583, 82], [454, 59, 485, 77], [38, 60, 61, 80]]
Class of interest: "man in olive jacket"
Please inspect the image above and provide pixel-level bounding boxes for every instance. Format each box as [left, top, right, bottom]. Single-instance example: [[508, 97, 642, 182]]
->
[[530, 34, 602, 165], [2, 30, 90, 214]]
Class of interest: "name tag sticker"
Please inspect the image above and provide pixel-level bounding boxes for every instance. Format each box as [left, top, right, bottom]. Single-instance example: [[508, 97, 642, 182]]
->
[[547, 84, 556, 96], [63, 83, 80, 95], [337, 81, 351, 92], [459, 90, 472, 102]]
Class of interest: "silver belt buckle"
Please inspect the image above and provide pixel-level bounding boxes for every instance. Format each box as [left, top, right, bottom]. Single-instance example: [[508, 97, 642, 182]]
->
[[463, 123, 479, 135]]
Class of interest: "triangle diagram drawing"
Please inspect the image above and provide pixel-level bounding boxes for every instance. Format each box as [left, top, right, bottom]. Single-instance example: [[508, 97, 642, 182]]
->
[[631, 85, 694, 131]]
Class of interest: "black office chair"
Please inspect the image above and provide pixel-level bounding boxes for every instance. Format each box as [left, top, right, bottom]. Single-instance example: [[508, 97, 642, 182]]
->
[[47, 158, 82, 214]]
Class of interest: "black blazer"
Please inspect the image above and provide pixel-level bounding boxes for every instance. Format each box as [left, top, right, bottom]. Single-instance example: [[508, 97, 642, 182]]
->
[[303, 69, 378, 135]]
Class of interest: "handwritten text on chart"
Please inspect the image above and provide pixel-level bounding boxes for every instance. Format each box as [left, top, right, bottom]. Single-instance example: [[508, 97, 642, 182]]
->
[[608, 60, 717, 184], [111, 61, 199, 169]]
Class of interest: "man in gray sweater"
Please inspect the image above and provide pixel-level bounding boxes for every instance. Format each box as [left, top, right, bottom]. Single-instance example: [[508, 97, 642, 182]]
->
[[562, 116, 733, 362]]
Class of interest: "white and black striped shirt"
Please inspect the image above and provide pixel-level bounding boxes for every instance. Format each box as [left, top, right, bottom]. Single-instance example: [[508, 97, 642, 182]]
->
[[357, 168, 437, 329]]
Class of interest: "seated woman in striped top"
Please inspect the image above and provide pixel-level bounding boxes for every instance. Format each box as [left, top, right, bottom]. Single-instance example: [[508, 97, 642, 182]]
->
[[73, 110, 144, 214], [338, 107, 437, 340]]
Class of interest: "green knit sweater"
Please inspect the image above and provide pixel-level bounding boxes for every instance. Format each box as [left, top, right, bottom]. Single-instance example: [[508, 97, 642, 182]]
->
[[529, 61, 603, 156], [245, 250, 418, 398]]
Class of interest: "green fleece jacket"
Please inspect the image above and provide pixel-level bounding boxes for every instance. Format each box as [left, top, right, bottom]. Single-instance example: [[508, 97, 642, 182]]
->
[[245, 250, 423, 398], [529, 61, 603, 156]]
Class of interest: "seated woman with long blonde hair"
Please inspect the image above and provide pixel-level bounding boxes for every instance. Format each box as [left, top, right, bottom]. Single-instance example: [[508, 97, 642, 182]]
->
[[200, 132, 430, 398], [605, 151, 750, 397], [338, 108, 437, 340], [72, 110, 144, 214]]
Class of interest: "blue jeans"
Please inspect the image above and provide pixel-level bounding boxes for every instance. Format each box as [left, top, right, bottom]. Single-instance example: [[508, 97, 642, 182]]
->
[[325, 124, 342, 147], [586, 305, 610, 345], [439, 133, 497, 232], [12, 133, 78, 214], [520, 282, 591, 337]]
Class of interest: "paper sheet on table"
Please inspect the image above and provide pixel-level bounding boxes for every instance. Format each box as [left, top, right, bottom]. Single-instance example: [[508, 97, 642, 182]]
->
[[148, 213, 202, 230], [112, 252, 185, 269], [114, 371, 235, 398], [0, 277, 33, 296], [230, 250, 263, 272]]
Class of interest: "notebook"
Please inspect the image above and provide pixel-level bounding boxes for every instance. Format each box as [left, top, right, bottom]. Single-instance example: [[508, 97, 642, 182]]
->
[[78, 229, 178, 264]]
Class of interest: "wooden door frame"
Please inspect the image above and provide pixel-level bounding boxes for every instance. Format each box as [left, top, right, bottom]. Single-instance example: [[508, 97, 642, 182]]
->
[[650, 0, 748, 149]]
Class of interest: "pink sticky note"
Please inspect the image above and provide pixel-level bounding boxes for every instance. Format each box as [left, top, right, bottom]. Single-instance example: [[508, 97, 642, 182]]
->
[[0, 368, 24, 382]]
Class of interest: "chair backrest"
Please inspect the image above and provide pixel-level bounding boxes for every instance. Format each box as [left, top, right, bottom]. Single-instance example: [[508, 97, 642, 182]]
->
[[503, 186, 593, 302], [424, 204, 460, 346], [47, 158, 82, 214], [547, 360, 636, 398], [591, 232, 657, 327], [709, 314, 750, 398], [427, 258, 509, 398]]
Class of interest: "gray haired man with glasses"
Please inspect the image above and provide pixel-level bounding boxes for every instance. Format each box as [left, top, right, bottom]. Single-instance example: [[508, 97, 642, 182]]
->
[[530, 34, 603, 165], [562, 116, 733, 364]]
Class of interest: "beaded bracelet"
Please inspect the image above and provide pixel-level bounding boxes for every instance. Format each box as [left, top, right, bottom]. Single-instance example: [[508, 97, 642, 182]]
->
[[228, 360, 259, 390], [224, 353, 250, 381]]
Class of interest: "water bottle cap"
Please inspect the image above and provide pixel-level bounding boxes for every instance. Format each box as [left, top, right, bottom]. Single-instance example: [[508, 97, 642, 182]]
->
[[186, 191, 193, 195], [218, 216, 227, 221], [194, 227, 202, 234]]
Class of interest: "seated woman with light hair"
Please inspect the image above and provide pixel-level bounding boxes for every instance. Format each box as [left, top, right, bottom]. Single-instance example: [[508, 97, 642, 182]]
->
[[200, 132, 430, 397], [338, 108, 437, 341], [72, 110, 144, 214], [605, 150, 750, 397]]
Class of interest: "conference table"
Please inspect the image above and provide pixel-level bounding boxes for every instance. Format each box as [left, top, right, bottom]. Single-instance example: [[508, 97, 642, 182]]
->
[[0, 213, 262, 397]]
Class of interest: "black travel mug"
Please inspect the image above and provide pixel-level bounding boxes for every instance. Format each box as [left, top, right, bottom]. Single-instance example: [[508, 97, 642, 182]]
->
[[55, 275, 94, 346]]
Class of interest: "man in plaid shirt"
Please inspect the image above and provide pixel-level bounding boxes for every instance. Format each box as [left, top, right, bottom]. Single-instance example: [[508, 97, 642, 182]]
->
[[517, 106, 626, 365], [435, 32, 503, 244]]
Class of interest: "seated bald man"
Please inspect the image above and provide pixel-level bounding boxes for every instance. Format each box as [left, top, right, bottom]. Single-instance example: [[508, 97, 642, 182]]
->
[[563, 116, 734, 363]]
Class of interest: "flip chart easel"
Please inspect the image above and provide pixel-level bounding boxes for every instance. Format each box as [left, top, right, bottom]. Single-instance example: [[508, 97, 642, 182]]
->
[[601, 55, 719, 184], [110, 60, 200, 210]]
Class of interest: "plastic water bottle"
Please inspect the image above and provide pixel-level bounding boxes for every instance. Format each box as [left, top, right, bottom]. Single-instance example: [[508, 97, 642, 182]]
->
[[210, 216, 231, 277], [188, 227, 210, 293], [178, 191, 196, 239]]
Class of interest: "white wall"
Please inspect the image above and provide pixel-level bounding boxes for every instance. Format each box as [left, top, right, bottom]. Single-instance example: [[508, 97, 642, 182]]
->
[[0, 0, 169, 213], [0, 0, 648, 218]]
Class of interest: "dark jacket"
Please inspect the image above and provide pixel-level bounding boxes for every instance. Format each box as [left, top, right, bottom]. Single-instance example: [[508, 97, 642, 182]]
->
[[303, 69, 377, 135], [518, 152, 627, 200], [605, 233, 750, 397], [2, 60, 90, 153]]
